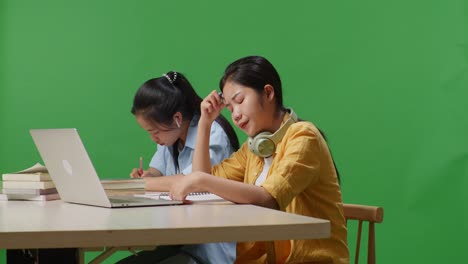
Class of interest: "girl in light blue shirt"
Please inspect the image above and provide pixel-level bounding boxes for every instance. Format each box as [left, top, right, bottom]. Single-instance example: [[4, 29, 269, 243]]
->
[[121, 71, 239, 264]]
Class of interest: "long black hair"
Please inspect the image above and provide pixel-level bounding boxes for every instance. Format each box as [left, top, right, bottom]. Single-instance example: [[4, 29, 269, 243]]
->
[[132, 71, 239, 171], [219, 56, 341, 183]]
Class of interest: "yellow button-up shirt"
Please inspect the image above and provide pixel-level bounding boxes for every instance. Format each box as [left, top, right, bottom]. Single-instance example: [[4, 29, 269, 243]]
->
[[212, 114, 349, 264]]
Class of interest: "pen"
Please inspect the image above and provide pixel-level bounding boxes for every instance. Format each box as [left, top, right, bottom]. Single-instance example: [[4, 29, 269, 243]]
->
[[138, 156, 143, 176], [218, 92, 224, 104]]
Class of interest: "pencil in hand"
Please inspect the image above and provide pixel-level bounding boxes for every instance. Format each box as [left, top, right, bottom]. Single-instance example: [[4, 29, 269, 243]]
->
[[138, 156, 143, 176]]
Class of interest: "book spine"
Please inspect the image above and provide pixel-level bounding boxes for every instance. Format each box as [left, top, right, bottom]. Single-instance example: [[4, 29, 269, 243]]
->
[[2, 188, 58, 195], [2, 181, 55, 189], [2, 173, 51, 181], [0, 193, 60, 201]]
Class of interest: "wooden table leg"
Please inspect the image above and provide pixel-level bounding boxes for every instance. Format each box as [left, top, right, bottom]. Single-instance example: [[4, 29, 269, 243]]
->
[[266, 241, 276, 264]]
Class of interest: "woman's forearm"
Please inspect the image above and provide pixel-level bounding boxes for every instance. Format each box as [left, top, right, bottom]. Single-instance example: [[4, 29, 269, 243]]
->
[[144, 175, 184, 191], [198, 173, 279, 209]]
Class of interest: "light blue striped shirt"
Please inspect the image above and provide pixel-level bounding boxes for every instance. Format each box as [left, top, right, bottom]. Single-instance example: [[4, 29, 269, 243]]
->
[[150, 115, 233, 176], [149, 115, 236, 264]]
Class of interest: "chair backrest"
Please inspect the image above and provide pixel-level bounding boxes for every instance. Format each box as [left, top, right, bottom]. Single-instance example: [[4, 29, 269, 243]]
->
[[343, 203, 384, 264]]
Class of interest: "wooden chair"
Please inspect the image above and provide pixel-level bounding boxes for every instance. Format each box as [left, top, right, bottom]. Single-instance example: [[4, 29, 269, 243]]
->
[[343, 203, 384, 264]]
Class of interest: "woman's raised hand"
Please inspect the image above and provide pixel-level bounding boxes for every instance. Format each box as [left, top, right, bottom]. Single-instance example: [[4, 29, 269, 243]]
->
[[199, 90, 225, 125]]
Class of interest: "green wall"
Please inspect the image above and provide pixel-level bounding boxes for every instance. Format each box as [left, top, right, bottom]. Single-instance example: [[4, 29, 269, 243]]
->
[[1, 1, 467, 263]]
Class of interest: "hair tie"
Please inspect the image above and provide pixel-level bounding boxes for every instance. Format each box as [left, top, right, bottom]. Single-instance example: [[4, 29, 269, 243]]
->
[[163, 73, 172, 84], [162, 72, 178, 84]]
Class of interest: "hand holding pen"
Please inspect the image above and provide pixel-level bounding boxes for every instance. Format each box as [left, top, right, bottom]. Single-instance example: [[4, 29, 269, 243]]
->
[[130, 156, 145, 178], [139, 156, 143, 176]]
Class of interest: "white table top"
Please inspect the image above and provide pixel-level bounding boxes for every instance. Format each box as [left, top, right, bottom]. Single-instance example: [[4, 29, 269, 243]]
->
[[0, 200, 330, 249]]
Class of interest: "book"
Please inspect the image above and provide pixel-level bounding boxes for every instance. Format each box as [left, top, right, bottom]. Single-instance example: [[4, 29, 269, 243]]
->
[[2, 181, 55, 189], [100, 179, 145, 190], [2, 173, 51, 181], [135, 192, 226, 202], [1, 187, 57, 195], [0, 192, 60, 201], [2, 163, 51, 181]]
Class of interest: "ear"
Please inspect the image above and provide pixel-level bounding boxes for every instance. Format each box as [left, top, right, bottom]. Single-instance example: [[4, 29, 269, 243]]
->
[[173, 112, 182, 125], [263, 84, 275, 102]]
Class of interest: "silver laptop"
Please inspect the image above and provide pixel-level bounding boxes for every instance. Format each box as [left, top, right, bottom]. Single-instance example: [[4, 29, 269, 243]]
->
[[30, 128, 183, 208]]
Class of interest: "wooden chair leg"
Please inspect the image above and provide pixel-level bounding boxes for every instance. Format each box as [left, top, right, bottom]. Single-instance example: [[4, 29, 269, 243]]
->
[[356, 220, 363, 264], [368, 222, 375, 264]]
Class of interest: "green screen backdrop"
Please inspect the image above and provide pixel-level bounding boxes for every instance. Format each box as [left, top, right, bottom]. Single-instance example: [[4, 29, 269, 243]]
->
[[1, 1, 467, 263]]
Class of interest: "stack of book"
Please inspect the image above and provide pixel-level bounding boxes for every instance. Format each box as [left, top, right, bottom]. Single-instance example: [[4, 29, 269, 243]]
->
[[0, 163, 60, 201], [100, 178, 145, 190], [100, 178, 145, 196]]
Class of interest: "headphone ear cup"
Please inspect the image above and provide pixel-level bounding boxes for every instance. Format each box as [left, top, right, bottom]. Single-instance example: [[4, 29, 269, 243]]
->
[[247, 108, 297, 158], [248, 132, 275, 158]]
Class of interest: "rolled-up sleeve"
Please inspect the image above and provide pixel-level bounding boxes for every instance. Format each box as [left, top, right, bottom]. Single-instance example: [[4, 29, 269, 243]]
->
[[261, 125, 321, 211]]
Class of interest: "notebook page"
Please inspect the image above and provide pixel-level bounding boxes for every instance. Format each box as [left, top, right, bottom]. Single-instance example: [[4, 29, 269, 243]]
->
[[135, 192, 225, 202]]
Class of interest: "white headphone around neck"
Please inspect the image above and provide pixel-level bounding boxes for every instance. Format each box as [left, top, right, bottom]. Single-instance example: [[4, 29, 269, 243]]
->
[[248, 108, 298, 158]]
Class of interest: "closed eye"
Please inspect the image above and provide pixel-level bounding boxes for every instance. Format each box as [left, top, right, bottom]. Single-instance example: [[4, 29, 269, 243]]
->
[[233, 93, 244, 103]]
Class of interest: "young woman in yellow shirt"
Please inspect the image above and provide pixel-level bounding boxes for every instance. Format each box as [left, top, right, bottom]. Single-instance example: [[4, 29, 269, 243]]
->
[[169, 55, 349, 264]]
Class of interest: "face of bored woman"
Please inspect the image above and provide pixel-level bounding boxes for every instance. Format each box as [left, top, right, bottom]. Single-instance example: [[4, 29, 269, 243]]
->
[[223, 81, 277, 137]]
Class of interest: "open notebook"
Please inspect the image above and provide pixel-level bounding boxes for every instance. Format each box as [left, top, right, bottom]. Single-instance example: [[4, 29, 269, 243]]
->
[[135, 192, 227, 202]]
